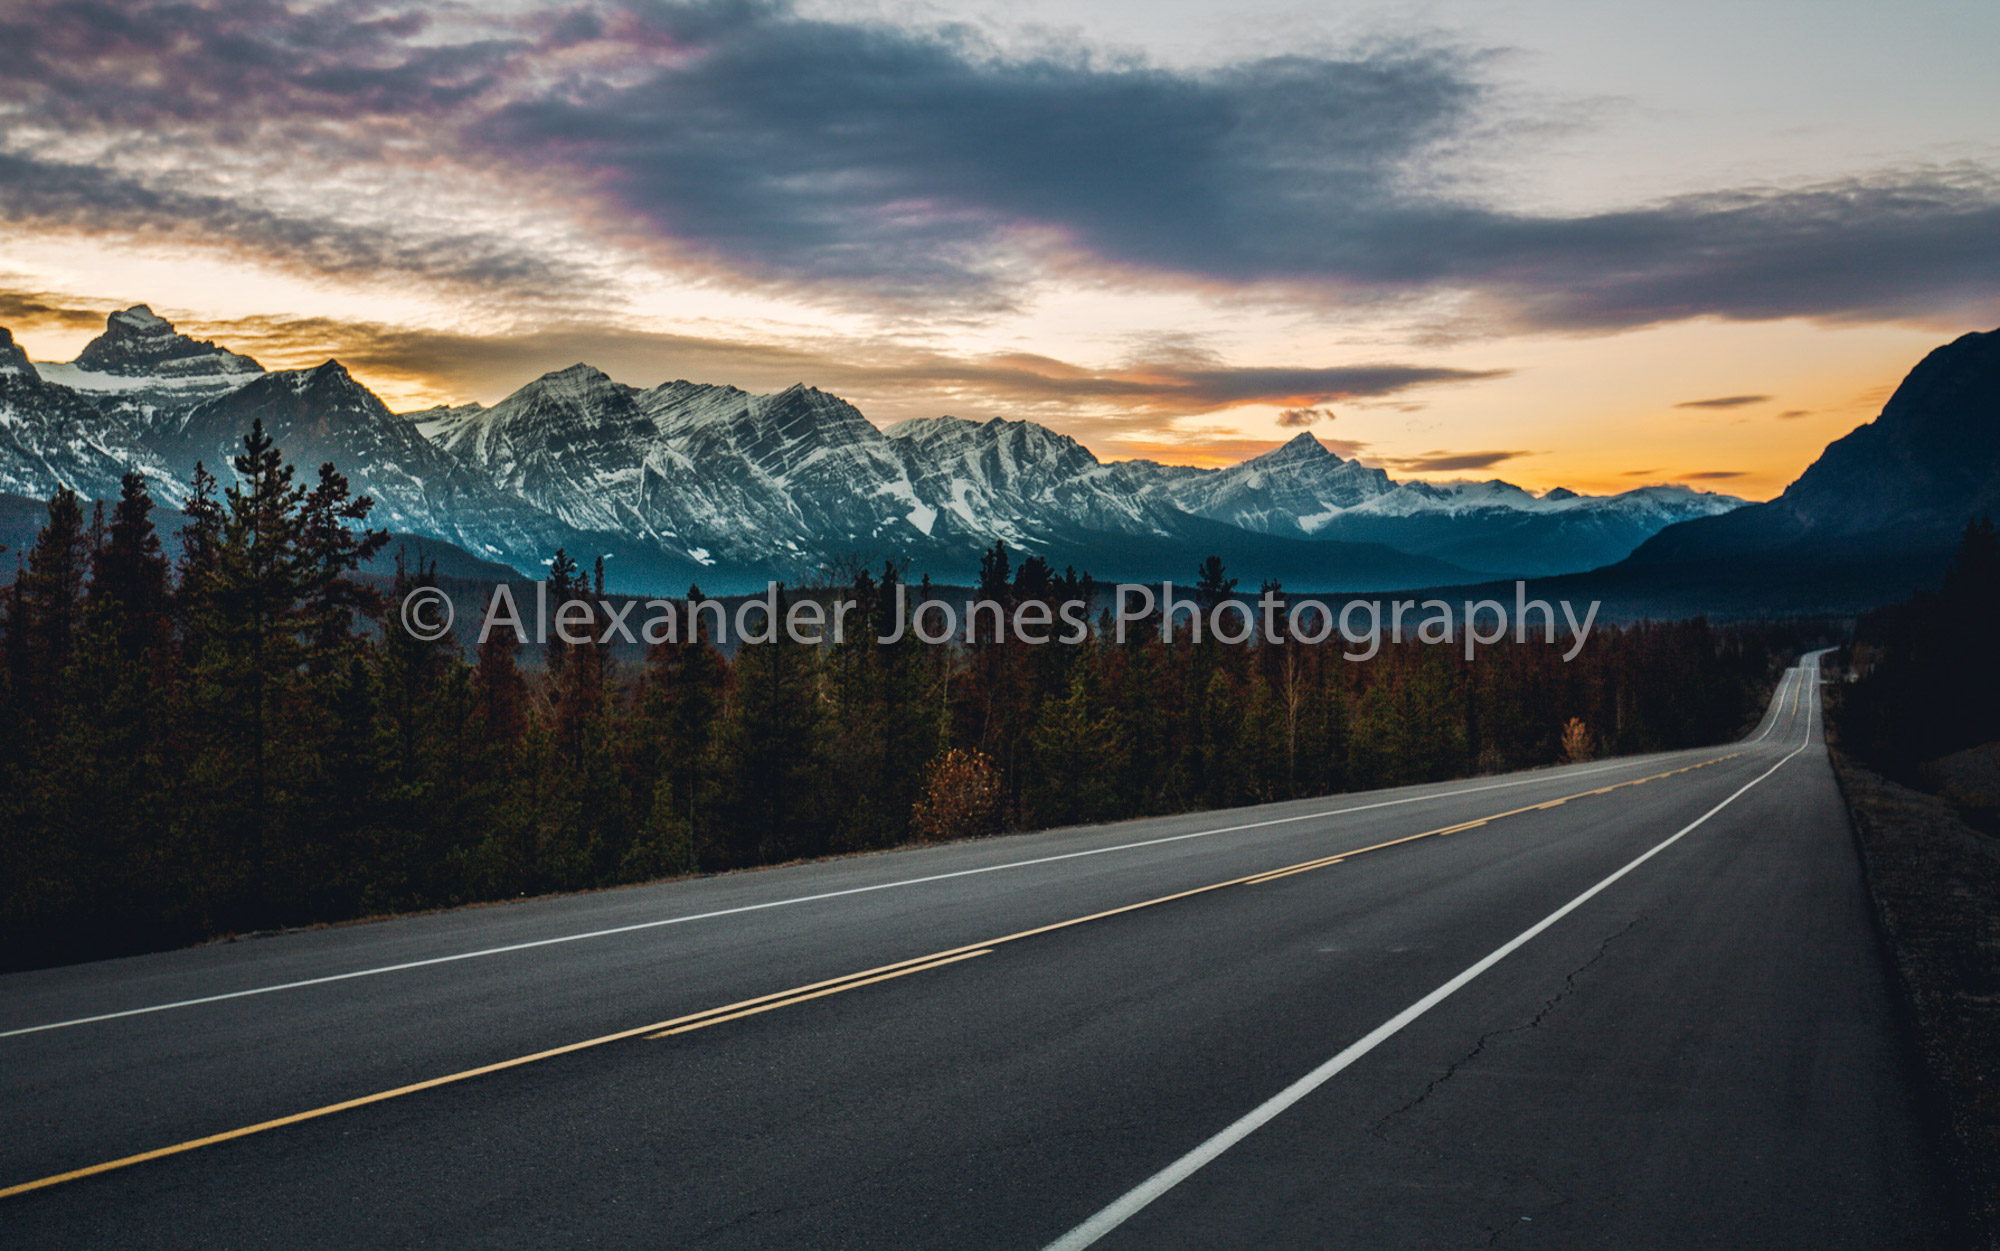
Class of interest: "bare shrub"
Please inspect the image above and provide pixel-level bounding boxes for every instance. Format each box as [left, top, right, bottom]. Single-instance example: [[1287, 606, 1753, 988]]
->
[[1561, 717, 1595, 764], [911, 748, 1004, 843]]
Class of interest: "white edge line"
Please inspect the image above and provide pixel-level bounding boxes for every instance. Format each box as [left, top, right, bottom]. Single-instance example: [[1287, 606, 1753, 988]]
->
[[3, 754, 1690, 1040], [1042, 656, 1821, 1251], [1753, 665, 1799, 744]]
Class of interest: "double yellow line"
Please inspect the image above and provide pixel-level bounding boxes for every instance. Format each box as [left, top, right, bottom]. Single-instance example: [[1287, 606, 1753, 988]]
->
[[1241, 754, 1734, 886], [0, 751, 1740, 1201]]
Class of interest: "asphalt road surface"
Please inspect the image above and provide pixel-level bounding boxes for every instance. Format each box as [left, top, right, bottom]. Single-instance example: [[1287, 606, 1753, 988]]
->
[[0, 650, 1950, 1248]]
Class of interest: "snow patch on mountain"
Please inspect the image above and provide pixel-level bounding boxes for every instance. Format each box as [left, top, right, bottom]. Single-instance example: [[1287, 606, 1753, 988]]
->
[[38, 306, 265, 439], [0, 327, 182, 504], [0, 302, 1755, 589]]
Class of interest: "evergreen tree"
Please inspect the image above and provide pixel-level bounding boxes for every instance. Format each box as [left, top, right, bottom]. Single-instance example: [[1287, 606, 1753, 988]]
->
[[711, 584, 828, 864], [14, 489, 89, 717], [1024, 666, 1125, 827]]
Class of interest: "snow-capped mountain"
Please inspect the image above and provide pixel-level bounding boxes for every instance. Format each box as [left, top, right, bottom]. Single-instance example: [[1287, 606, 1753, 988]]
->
[[167, 361, 702, 586], [0, 328, 182, 504], [1299, 477, 1744, 577], [1079, 432, 1737, 575], [413, 368, 1485, 587], [637, 381, 940, 568], [874, 418, 1740, 578], [2, 301, 1751, 594], [884, 415, 1197, 540], [37, 306, 263, 436], [1128, 432, 1396, 534], [412, 359, 1745, 586], [425, 364, 664, 537]]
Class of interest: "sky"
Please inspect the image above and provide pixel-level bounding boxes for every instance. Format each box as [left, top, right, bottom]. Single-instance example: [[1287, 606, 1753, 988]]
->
[[1, 0, 1994, 498]]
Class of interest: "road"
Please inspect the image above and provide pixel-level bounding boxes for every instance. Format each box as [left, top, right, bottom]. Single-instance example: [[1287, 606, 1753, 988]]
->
[[0, 650, 1949, 1247]]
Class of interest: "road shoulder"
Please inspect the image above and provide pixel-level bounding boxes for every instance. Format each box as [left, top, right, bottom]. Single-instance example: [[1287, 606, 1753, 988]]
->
[[1833, 748, 2000, 1250]]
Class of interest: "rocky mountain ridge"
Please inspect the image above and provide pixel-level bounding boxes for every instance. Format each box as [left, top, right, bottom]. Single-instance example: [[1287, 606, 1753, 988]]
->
[[4, 304, 1748, 593]]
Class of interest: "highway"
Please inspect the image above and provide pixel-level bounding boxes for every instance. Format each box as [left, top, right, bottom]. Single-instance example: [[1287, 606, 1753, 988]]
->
[[0, 650, 1949, 1247]]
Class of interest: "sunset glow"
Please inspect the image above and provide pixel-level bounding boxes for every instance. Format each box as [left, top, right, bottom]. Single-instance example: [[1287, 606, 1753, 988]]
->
[[4, 0, 1994, 500]]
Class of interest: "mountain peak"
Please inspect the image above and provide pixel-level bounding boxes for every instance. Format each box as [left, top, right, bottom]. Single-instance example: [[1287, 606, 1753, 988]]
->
[[1253, 431, 1333, 465], [753, 381, 880, 438], [220, 359, 379, 411], [1624, 324, 2000, 574], [108, 304, 170, 333], [295, 359, 363, 391], [518, 362, 625, 406], [72, 303, 263, 378]]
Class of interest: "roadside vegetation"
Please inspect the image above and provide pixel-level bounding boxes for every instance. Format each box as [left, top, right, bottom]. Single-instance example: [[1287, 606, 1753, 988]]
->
[[3, 428, 1781, 971], [1833, 517, 2000, 1250]]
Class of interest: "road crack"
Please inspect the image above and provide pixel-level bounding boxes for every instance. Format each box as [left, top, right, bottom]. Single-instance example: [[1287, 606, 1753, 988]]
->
[[1371, 914, 1643, 1136]]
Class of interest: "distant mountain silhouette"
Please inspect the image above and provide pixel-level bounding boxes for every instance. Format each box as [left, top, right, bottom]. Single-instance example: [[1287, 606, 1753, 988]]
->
[[1630, 328, 2000, 564], [1481, 327, 2000, 617]]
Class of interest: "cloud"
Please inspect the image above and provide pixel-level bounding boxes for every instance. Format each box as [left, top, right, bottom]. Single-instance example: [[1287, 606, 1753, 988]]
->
[[1382, 449, 1530, 473], [1777, 408, 1812, 419], [472, 6, 2000, 324], [1448, 171, 2000, 331], [0, 0, 1991, 328], [493, 8, 2000, 326], [1674, 394, 1770, 410], [0, 285, 108, 332], [0, 152, 595, 300], [1680, 470, 1748, 480], [172, 308, 1494, 426], [1621, 468, 1660, 476], [1277, 406, 1334, 428], [474, 10, 1491, 303], [0, 0, 524, 130]]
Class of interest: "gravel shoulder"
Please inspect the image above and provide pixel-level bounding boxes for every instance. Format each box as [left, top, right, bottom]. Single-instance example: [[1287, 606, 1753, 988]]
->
[[1833, 747, 2000, 1249]]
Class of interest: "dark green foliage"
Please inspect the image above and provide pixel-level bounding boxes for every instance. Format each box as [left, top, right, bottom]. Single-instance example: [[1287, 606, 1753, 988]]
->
[[1841, 516, 2000, 778], [0, 492, 1781, 969], [710, 584, 830, 865]]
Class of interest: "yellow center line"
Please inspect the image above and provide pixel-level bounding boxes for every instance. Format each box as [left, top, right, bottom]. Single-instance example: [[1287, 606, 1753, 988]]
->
[[1241, 753, 1739, 886], [0, 950, 1000, 1202], [0, 748, 1749, 1202], [647, 950, 993, 1039], [1242, 858, 1348, 885]]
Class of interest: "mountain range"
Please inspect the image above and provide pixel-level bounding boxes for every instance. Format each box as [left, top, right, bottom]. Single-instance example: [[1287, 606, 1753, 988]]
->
[[3, 303, 1769, 595]]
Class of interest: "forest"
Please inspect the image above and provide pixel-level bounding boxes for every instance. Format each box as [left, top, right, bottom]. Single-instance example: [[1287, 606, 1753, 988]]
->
[[1, 426, 1785, 970], [1839, 516, 2000, 779]]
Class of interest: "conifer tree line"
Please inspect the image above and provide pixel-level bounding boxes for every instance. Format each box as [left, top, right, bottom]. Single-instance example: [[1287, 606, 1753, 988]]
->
[[1839, 516, 2000, 780], [1, 427, 1783, 970]]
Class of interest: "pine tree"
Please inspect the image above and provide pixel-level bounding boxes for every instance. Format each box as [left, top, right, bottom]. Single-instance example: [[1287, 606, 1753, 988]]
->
[[175, 421, 385, 927], [15, 489, 89, 717], [0, 492, 96, 962], [90, 473, 171, 664], [462, 589, 535, 894], [711, 584, 828, 864], [1024, 666, 1125, 827]]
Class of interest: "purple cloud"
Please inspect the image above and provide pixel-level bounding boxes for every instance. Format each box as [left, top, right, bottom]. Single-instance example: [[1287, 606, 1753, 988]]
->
[[0, 0, 1993, 328]]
